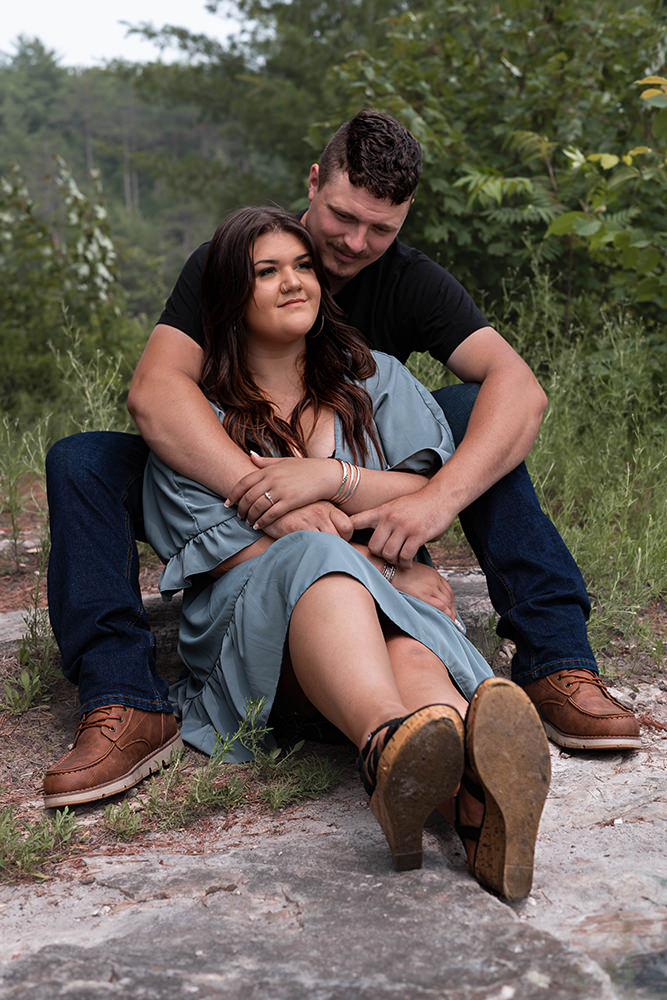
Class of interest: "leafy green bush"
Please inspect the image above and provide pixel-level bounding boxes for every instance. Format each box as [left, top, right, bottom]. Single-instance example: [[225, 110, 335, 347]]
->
[[0, 159, 145, 427], [323, 0, 666, 312], [410, 278, 666, 644]]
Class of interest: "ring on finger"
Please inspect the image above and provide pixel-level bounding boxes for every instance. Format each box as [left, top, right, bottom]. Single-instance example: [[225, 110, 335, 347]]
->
[[264, 491, 275, 506]]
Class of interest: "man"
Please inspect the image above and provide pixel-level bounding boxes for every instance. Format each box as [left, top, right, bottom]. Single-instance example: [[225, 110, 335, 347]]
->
[[43, 110, 640, 808]]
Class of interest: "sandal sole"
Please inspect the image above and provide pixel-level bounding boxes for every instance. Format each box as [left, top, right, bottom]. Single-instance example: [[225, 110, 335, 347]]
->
[[466, 679, 551, 901], [371, 705, 465, 871]]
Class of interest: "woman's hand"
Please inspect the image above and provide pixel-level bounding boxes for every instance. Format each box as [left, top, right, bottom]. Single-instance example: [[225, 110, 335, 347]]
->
[[392, 562, 458, 622], [226, 453, 340, 528]]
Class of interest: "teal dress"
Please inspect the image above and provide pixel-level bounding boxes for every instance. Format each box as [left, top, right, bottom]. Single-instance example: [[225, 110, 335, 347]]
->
[[142, 352, 493, 760]]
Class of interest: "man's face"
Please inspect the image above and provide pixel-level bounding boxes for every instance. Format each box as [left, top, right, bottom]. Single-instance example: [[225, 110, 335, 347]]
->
[[303, 165, 412, 290]]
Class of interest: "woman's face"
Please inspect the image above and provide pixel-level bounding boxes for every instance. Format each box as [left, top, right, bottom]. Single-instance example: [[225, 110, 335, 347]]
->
[[244, 230, 321, 347]]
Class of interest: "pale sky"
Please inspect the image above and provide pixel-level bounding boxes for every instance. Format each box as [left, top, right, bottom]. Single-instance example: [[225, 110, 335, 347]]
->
[[0, 0, 238, 67]]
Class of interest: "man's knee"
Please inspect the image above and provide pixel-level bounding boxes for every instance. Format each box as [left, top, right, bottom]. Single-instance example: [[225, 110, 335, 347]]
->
[[431, 382, 481, 445], [46, 431, 148, 491], [47, 433, 92, 481]]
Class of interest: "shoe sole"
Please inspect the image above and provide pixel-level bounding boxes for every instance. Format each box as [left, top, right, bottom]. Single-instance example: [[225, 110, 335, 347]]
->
[[370, 705, 465, 872], [542, 721, 642, 751], [466, 679, 551, 901], [43, 732, 184, 808]]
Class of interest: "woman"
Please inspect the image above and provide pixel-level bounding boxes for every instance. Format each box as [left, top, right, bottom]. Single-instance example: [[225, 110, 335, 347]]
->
[[142, 207, 550, 899]]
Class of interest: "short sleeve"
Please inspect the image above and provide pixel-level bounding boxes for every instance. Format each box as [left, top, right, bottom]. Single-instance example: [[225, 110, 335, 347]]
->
[[157, 242, 209, 347], [364, 352, 455, 473]]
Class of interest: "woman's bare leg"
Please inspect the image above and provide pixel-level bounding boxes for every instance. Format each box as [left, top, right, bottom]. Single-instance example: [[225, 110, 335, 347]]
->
[[382, 625, 484, 840], [289, 574, 468, 871], [288, 574, 408, 749], [288, 576, 470, 748], [384, 627, 469, 719]]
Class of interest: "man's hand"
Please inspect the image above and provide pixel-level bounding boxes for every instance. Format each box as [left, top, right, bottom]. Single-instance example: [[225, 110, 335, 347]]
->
[[264, 500, 353, 541], [350, 487, 456, 567], [392, 562, 458, 621]]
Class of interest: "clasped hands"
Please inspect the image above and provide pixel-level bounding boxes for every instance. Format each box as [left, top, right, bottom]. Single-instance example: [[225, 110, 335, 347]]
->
[[224, 453, 458, 622]]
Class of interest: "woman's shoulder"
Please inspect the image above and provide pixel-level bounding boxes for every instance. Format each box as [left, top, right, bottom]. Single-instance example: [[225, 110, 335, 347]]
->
[[365, 350, 424, 395], [367, 350, 410, 381]]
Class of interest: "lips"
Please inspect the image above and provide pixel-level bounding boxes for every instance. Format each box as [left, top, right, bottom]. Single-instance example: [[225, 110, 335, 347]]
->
[[330, 243, 368, 264], [279, 298, 307, 307]]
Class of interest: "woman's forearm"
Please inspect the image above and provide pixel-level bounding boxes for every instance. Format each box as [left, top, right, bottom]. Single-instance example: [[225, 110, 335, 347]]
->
[[228, 456, 431, 530], [332, 465, 429, 514]]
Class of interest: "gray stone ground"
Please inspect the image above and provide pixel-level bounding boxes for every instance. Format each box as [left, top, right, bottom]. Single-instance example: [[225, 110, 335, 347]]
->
[[0, 571, 665, 999]]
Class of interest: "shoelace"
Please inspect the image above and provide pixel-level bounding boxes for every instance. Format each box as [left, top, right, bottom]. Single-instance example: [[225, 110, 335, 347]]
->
[[556, 669, 604, 688], [71, 705, 126, 746], [556, 669, 626, 707]]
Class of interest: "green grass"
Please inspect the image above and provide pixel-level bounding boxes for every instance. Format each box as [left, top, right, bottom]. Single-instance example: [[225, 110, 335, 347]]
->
[[2, 541, 59, 716], [0, 805, 78, 882], [102, 701, 343, 841], [408, 283, 666, 648]]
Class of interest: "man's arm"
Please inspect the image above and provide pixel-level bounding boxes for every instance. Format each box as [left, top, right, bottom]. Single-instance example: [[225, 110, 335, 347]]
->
[[351, 326, 547, 565], [128, 324, 353, 538], [128, 324, 254, 495], [431, 325, 547, 517]]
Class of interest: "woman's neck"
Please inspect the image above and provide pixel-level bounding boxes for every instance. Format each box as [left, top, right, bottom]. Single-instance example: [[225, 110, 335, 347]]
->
[[247, 344, 306, 418]]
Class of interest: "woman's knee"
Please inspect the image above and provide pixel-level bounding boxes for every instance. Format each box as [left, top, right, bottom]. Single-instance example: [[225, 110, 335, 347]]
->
[[386, 630, 438, 665]]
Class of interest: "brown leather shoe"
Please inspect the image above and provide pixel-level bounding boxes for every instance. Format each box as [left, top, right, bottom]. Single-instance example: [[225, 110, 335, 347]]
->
[[43, 705, 183, 808], [524, 669, 641, 750]]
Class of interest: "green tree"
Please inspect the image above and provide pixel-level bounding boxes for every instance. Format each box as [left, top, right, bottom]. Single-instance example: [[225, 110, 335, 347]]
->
[[128, 1, 414, 211], [0, 159, 137, 419], [0, 39, 71, 203], [318, 0, 666, 309]]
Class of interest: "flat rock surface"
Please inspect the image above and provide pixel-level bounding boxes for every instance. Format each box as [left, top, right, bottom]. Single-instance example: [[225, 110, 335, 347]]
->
[[0, 570, 665, 999]]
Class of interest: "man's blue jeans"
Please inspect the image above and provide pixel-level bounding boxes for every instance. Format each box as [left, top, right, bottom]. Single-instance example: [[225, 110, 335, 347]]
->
[[46, 385, 596, 714], [433, 383, 596, 682], [46, 431, 171, 714]]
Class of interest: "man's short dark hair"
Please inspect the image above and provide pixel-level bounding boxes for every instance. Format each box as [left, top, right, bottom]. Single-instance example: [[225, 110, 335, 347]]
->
[[318, 109, 422, 205]]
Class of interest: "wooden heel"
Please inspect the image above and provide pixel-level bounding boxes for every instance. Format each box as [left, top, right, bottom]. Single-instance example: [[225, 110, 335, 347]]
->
[[369, 705, 465, 872], [466, 678, 551, 900]]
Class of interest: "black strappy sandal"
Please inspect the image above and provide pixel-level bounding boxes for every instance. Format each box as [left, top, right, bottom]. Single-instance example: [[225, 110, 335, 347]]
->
[[358, 704, 465, 872], [454, 769, 485, 869]]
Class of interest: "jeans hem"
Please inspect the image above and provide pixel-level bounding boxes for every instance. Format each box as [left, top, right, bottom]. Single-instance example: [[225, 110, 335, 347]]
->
[[79, 694, 173, 716], [513, 658, 599, 686]]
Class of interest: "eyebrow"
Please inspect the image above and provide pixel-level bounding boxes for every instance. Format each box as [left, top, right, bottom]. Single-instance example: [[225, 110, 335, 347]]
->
[[253, 252, 312, 265], [328, 202, 398, 232]]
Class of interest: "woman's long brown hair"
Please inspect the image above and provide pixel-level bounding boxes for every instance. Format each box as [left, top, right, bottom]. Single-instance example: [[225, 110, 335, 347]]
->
[[200, 206, 381, 463]]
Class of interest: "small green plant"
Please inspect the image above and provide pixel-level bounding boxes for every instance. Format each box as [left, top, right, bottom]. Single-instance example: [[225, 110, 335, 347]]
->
[[0, 806, 78, 882], [103, 702, 343, 842], [0, 416, 30, 573], [52, 322, 130, 434], [2, 666, 49, 716], [140, 747, 247, 832], [3, 545, 59, 715], [240, 700, 343, 810], [104, 799, 144, 841], [256, 748, 343, 811]]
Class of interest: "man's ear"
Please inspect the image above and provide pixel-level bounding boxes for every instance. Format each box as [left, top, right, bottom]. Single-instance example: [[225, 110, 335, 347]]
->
[[307, 164, 320, 200]]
